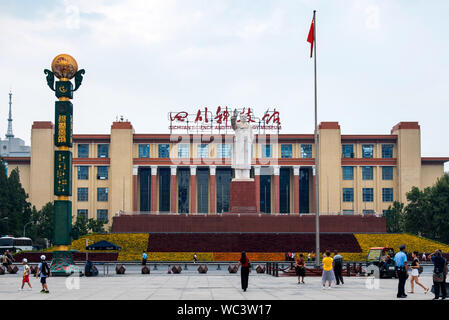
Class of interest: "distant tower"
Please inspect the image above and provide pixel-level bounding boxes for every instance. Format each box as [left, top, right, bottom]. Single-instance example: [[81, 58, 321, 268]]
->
[[6, 91, 14, 139]]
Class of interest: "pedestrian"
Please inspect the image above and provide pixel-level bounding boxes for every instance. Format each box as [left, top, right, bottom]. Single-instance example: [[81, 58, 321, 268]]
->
[[35, 255, 51, 294], [422, 253, 426, 262], [5, 250, 14, 265], [333, 251, 344, 285], [1, 253, 8, 268], [321, 251, 335, 289], [394, 244, 408, 298], [408, 251, 429, 294], [142, 250, 147, 266], [2, 250, 12, 268], [237, 251, 251, 292], [193, 253, 198, 263], [307, 252, 311, 261], [311, 251, 316, 262], [295, 253, 306, 284], [291, 252, 295, 262], [20, 258, 32, 291], [287, 252, 292, 261], [429, 249, 447, 300]]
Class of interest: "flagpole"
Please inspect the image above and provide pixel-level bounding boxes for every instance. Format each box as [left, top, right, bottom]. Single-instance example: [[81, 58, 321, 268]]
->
[[313, 10, 320, 268]]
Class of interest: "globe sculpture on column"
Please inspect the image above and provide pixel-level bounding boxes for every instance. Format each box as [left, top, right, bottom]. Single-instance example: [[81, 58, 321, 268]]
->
[[44, 54, 85, 275]]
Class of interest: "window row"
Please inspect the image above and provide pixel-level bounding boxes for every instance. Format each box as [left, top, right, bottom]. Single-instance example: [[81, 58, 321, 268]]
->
[[77, 166, 109, 180], [138, 143, 314, 159], [76, 209, 108, 221], [77, 188, 108, 202], [342, 188, 394, 202], [342, 166, 394, 180], [342, 144, 394, 159], [77, 144, 109, 158]]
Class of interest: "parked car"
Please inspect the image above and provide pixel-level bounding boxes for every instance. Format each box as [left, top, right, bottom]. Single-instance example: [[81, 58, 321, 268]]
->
[[366, 247, 397, 278]]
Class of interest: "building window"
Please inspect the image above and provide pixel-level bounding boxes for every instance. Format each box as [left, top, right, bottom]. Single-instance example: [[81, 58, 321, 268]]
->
[[362, 166, 373, 180], [139, 144, 150, 158], [362, 144, 374, 159], [97, 209, 108, 221], [301, 144, 312, 158], [382, 144, 394, 158], [77, 209, 88, 220], [198, 144, 209, 158], [78, 144, 89, 158], [342, 188, 354, 202], [97, 188, 108, 202], [262, 145, 272, 158], [77, 188, 88, 202], [342, 167, 354, 180], [281, 144, 292, 159], [382, 188, 394, 202], [178, 144, 189, 158], [363, 210, 375, 215], [217, 144, 232, 159], [98, 144, 109, 158], [363, 188, 374, 202], [382, 166, 394, 180], [158, 144, 170, 158], [342, 144, 354, 158], [343, 210, 354, 215], [97, 166, 109, 180], [77, 166, 89, 180]]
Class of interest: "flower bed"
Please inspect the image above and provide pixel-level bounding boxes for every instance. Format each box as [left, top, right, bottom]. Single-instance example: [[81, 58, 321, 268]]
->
[[46, 233, 149, 261], [354, 233, 449, 258], [146, 252, 214, 261], [41, 233, 448, 262]]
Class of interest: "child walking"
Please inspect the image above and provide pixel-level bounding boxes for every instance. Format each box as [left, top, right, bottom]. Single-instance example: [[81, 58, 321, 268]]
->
[[20, 258, 32, 291]]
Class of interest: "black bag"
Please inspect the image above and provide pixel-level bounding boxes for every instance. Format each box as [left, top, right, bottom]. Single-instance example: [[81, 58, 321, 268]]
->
[[418, 266, 423, 274], [433, 272, 444, 283], [41, 261, 50, 276]]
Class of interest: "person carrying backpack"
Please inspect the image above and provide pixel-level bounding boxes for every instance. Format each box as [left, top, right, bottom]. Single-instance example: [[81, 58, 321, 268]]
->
[[35, 255, 51, 294]]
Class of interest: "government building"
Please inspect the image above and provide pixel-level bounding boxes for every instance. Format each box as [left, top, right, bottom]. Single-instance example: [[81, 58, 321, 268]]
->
[[1, 120, 448, 226]]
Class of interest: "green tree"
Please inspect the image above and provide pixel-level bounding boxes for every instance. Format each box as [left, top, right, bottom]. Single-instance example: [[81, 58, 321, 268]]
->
[[71, 215, 89, 240], [7, 168, 32, 236], [71, 216, 108, 240], [28, 203, 54, 248], [0, 160, 9, 235], [385, 201, 404, 233], [87, 218, 108, 234], [0, 163, 31, 237], [403, 174, 449, 243]]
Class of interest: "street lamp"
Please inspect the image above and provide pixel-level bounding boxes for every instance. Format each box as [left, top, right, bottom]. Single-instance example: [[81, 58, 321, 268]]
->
[[23, 221, 33, 237], [85, 239, 94, 261]]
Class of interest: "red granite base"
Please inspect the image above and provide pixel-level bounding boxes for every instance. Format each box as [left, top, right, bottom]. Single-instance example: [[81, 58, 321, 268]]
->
[[229, 180, 257, 214]]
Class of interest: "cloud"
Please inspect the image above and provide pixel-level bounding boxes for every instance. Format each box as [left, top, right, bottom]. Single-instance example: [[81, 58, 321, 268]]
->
[[364, 5, 380, 30], [236, 8, 284, 40]]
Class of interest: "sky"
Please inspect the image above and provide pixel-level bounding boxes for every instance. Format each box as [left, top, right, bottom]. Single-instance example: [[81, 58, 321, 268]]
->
[[0, 0, 448, 170]]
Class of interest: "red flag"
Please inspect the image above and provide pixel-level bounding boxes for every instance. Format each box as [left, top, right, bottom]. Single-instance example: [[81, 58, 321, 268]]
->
[[307, 18, 315, 58]]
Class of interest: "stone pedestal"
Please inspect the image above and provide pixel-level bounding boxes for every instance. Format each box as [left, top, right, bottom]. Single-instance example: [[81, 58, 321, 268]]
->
[[229, 179, 257, 214]]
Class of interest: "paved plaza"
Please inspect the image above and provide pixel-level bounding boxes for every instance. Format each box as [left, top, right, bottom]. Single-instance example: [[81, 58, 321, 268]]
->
[[0, 271, 438, 300]]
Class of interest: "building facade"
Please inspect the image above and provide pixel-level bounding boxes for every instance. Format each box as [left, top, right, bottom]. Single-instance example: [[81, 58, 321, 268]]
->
[[1, 120, 448, 225]]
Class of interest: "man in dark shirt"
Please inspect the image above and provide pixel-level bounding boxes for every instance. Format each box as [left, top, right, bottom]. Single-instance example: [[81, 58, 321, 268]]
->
[[429, 250, 447, 300], [333, 251, 344, 285]]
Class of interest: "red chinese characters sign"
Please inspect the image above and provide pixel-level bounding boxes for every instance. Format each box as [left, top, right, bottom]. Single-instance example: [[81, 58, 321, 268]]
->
[[168, 107, 281, 132]]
